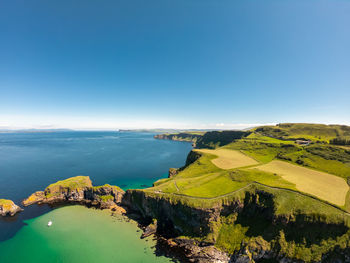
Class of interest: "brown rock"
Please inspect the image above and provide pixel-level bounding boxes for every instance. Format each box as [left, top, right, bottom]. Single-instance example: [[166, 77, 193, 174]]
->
[[0, 199, 23, 216]]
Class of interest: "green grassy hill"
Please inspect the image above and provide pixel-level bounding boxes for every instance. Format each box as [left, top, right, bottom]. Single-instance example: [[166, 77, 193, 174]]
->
[[140, 123, 350, 261], [254, 123, 350, 142]]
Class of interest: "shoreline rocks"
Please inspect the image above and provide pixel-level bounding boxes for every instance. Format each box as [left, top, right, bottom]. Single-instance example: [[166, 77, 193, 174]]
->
[[141, 219, 158, 238], [0, 199, 23, 216], [155, 237, 230, 263]]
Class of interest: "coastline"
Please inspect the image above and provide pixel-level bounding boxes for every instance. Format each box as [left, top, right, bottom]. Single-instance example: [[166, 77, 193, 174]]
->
[[3, 127, 350, 262]]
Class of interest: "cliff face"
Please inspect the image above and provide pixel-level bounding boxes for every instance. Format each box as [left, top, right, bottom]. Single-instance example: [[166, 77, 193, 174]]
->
[[122, 189, 350, 263], [0, 199, 23, 216], [23, 176, 125, 209], [154, 130, 251, 149], [184, 150, 202, 167], [195, 130, 251, 149], [166, 151, 202, 179], [122, 190, 244, 262], [154, 133, 201, 144], [122, 190, 224, 239]]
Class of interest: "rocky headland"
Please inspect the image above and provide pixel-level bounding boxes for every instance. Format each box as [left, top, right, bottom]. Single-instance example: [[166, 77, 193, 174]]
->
[[22, 176, 125, 210], [0, 199, 23, 216], [9, 173, 350, 262]]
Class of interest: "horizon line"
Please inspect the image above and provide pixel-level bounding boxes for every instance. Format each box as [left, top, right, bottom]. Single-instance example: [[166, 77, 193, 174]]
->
[[1, 121, 350, 132]]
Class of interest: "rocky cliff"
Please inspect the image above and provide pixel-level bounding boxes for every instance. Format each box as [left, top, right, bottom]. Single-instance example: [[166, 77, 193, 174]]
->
[[154, 130, 251, 149], [167, 151, 202, 179], [122, 189, 350, 263], [23, 176, 124, 209], [0, 199, 23, 216], [154, 133, 201, 144]]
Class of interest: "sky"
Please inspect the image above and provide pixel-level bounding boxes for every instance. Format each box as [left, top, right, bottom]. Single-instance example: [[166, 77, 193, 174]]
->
[[0, 0, 349, 130]]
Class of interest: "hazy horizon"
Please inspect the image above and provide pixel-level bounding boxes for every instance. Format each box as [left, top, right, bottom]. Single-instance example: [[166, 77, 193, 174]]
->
[[2, 121, 350, 132]]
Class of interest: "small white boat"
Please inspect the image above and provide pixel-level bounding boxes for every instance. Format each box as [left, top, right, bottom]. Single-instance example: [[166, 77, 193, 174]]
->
[[48, 221, 53, 227]]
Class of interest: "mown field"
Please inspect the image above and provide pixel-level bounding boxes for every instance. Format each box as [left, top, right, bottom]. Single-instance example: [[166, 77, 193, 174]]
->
[[255, 160, 349, 206], [194, 148, 258, 169], [151, 129, 350, 209]]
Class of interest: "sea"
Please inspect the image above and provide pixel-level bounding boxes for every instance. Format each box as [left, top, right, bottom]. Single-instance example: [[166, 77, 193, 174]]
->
[[0, 131, 192, 262]]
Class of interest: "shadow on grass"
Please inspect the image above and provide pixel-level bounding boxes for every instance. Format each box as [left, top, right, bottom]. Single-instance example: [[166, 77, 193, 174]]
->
[[234, 191, 348, 247]]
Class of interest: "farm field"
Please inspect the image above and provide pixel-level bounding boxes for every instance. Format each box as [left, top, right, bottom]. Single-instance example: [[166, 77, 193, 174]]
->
[[153, 131, 350, 208], [194, 148, 259, 169], [150, 124, 350, 261], [255, 160, 349, 206]]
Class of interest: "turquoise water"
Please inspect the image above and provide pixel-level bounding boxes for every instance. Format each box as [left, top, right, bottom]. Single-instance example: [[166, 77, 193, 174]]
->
[[0, 131, 191, 262], [0, 206, 174, 263]]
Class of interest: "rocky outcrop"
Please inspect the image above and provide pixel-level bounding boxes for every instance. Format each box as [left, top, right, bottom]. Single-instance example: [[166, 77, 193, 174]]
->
[[184, 150, 202, 167], [160, 238, 230, 263], [168, 168, 179, 178], [0, 199, 23, 216], [154, 133, 202, 143], [23, 176, 125, 209], [141, 219, 158, 238], [88, 184, 124, 209], [166, 151, 202, 179]]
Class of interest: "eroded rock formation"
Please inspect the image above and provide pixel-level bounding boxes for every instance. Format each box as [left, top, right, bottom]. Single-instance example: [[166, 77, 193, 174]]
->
[[0, 199, 23, 216]]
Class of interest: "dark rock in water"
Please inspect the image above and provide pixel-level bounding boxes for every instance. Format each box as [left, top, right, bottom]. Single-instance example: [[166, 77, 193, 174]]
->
[[158, 237, 230, 263], [140, 184, 148, 188]]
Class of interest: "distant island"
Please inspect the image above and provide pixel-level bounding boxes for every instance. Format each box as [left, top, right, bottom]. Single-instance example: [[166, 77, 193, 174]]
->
[[2, 123, 350, 262]]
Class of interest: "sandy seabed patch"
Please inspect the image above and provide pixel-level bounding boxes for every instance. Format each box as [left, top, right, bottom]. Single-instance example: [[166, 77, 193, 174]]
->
[[256, 160, 349, 206], [195, 149, 259, 169]]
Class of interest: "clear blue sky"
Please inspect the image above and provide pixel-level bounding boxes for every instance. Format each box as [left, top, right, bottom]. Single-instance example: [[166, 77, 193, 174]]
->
[[0, 0, 349, 129]]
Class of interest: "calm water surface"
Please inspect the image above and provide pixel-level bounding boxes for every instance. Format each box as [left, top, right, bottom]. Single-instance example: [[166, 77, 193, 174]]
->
[[0, 131, 191, 262], [0, 206, 174, 263]]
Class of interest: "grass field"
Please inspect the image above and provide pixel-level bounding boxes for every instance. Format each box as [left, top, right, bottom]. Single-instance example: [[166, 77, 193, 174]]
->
[[255, 160, 349, 206], [194, 148, 259, 169], [179, 173, 247, 197], [0, 199, 14, 209], [253, 123, 350, 142], [153, 133, 350, 208], [46, 175, 93, 191], [146, 124, 350, 262], [223, 136, 299, 163]]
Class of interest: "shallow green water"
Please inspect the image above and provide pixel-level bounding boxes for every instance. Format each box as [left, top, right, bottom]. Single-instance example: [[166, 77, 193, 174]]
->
[[0, 206, 174, 263]]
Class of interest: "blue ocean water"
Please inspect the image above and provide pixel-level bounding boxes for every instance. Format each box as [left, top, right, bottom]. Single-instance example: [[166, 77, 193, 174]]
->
[[0, 131, 192, 242]]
